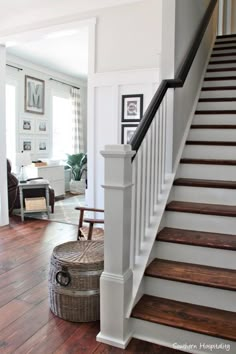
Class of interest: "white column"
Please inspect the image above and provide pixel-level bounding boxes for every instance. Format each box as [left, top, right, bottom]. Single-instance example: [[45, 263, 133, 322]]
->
[[225, 0, 232, 35], [218, 0, 224, 35], [0, 45, 8, 226], [97, 144, 135, 349]]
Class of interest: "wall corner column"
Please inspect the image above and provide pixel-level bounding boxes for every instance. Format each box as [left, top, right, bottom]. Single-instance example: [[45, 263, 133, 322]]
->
[[0, 45, 8, 226]]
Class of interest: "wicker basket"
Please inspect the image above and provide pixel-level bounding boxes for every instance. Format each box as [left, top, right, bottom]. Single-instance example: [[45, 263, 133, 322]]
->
[[25, 197, 46, 211], [48, 241, 104, 322]]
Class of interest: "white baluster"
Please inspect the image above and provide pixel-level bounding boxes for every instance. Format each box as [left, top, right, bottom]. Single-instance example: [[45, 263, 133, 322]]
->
[[141, 141, 147, 243], [154, 111, 160, 205], [130, 158, 137, 269], [145, 128, 151, 229], [135, 149, 142, 256], [150, 119, 156, 216]]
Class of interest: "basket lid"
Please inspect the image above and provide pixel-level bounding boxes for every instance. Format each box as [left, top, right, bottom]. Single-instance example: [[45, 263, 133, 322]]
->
[[52, 241, 104, 268]]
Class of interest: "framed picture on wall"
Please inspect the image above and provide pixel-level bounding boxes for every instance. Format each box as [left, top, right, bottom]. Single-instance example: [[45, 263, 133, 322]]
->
[[121, 94, 143, 122], [25, 75, 45, 114], [121, 124, 138, 144], [19, 135, 34, 153], [36, 119, 48, 134], [19, 117, 35, 134], [36, 137, 49, 154]]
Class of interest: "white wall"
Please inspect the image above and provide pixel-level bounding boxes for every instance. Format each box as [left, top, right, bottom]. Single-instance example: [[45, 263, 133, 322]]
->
[[87, 69, 159, 208], [95, 0, 162, 72], [86, 0, 162, 207], [172, 0, 217, 165], [6, 55, 87, 161], [0, 0, 143, 37]]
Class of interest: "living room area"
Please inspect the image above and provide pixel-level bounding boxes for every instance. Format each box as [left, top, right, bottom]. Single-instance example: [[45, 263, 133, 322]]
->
[[5, 19, 91, 223]]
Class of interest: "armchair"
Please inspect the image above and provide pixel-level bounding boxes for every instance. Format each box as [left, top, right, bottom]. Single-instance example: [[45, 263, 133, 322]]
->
[[75, 206, 104, 241], [7, 159, 55, 215]]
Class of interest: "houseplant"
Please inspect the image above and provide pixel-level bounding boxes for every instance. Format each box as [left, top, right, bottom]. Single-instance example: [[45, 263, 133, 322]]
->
[[66, 153, 87, 194]]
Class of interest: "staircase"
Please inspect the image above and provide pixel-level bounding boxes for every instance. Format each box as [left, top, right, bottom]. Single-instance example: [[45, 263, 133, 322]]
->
[[131, 34, 236, 354]]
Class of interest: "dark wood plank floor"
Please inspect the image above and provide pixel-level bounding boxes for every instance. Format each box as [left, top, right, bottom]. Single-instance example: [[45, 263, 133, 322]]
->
[[0, 216, 184, 354]]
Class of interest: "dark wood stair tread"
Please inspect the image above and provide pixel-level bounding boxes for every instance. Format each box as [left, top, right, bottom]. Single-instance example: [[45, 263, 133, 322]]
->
[[209, 60, 236, 65], [217, 34, 236, 39], [191, 124, 236, 129], [180, 158, 236, 165], [174, 178, 236, 189], [195, 110, 236, 114], [202, 85, 236, 90], [166, 201, 236, 217], [157, 227, 236, 250], [207, 67, 236, 72], [213, 46, 236, 51], [132, 295, 236, 341], [211, 53, 236, 57], [204, 76, 236, 80], [186, 140, 236, 145], [199, 97, 236, 102], [145, 259, 236, 291]]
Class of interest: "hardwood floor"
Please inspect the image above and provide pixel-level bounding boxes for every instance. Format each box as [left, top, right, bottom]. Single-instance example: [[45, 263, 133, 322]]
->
[[0, 217, 184, 354]]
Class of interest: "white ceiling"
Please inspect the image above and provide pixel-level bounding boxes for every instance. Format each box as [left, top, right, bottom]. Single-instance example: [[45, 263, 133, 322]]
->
[[7, 26, 89, 80]]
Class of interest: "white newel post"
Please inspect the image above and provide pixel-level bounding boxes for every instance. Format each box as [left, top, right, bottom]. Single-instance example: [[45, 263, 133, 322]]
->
[[97, 144, 135, 349]]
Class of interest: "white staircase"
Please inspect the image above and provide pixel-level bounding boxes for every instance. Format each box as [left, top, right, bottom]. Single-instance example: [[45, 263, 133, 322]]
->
[[131, 34, 236, 354]]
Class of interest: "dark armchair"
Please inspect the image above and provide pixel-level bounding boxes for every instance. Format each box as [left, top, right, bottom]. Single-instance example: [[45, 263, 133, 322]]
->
[[7, 159, 55, 215]]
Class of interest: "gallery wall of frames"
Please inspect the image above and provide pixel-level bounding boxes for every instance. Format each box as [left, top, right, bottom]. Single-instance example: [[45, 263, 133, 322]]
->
[[18, 75, 49, 157], [6, 58, 87, 161]]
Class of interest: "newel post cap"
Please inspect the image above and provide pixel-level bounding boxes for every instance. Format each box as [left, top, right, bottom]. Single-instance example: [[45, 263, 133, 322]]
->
[[101, 144, 135, 158]]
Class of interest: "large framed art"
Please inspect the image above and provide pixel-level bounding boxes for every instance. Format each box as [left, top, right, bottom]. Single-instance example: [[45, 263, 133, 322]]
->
[[25, 75, 45, 114]]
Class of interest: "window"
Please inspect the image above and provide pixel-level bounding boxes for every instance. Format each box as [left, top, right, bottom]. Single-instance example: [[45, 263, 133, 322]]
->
[[6, 83, 16, 169], [52, 91, 73, 159]]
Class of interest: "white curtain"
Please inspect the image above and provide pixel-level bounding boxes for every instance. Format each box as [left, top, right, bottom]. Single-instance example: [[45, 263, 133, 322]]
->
[[71, 87, 84, 153]]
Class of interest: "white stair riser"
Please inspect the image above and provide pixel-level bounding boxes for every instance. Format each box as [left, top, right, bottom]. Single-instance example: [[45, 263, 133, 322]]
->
[[216, 37, 236, 42], [208, 62, 236, 70], [166, 211, 236, 237], [156, 240, 236, 269], [197, 100, 236, 109], [172, 185, 236, 205], [211, 55, 236, 61], [213, 47, 236, 53], [214, 46, 236, 50], [144, 276, 236, 312], [192, 114, 236, 124], [215, 40, 236, 45], [203, 80, 236, 87], [132, 318, 236, 354], [177, 164, 236, 180], [205, 70, 236, 78], [200, 89, 236, 98], [188, 129, 236, 141], [183, 145, 236, 159]]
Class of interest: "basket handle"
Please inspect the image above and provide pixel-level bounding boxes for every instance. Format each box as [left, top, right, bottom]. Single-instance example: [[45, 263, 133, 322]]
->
[[56, 269, 71, 287]]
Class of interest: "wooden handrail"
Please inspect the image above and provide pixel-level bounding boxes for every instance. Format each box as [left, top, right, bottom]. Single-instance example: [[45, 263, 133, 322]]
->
[[130, 0, 217, 153]]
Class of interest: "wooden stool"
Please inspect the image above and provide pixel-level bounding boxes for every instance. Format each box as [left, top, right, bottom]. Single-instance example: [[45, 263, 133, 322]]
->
[[48, 240, 104, 322]]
